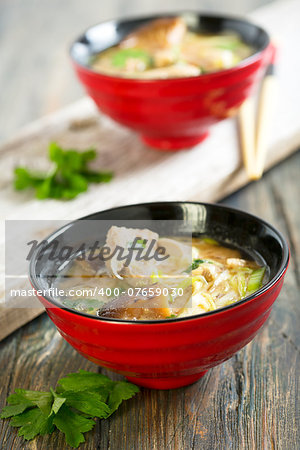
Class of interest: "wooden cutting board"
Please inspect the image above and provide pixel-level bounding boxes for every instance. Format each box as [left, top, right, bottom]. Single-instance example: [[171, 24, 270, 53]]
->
[[1, 0, 300, 340]]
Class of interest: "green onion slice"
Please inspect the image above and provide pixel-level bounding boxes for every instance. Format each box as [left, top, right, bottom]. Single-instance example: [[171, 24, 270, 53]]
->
[[112, 49, 152, 68], [247, 267, 266, 294]]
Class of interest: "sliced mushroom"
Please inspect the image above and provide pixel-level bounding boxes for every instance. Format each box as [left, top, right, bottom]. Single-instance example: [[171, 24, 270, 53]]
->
[[98, 280, 192, 320], [97, 284, 171, 320]]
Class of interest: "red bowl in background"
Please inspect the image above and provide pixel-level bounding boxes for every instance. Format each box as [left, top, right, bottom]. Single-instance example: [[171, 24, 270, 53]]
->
[[70, 13, 272, 150], [29, 202, 289, 389]]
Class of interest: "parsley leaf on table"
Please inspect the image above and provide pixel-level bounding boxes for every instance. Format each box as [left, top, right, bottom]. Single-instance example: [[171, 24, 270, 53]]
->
[[108, 381, 140, 414], [60, 390, 111, 418], [10, 408, 54, 440], [3, 389, 53, 416], [14, 142, 113, 200], [0, 370, 139, 448], [0, 402, 32, 419], [53, 404, 95, 448], [49, 388, 66, 415], [57, 369, 114, 392]]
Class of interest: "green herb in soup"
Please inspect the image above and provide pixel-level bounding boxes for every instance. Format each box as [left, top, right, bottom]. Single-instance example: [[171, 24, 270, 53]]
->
[[54, 226, 267, 320], [91, 17, 253, 79]]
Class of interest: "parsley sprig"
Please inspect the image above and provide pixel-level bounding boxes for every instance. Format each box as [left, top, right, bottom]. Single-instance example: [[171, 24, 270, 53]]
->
[[1, 370, 139, 448], [14, 142, 113, 200], [184, 259, 206, 273]]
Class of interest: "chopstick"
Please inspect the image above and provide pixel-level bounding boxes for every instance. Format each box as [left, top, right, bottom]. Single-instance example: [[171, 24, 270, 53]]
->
[[238, 96, 257, 178], [238, 52, 277, 180], [252, 63, 277, 179]]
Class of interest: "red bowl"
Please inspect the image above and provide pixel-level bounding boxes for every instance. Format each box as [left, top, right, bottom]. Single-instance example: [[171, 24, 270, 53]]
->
[[29, 202, 289, 389], [70, 13, 272, 150]]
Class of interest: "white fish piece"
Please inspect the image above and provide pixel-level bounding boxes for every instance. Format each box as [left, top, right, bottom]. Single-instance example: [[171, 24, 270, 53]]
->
[[226, 258, 246, 268], [156, 237, 192, 274], [124, 236, 193, 282], [104, 226, 159, 279]]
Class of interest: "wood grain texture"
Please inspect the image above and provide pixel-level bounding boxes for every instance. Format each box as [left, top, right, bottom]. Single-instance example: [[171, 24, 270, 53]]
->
[[0, 307, 43, 342], [0, 151, 299, 450]]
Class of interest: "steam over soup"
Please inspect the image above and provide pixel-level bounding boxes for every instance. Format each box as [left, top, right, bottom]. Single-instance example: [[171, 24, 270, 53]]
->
[[53, 226, 268, 321], [91, 17, 253, 79]]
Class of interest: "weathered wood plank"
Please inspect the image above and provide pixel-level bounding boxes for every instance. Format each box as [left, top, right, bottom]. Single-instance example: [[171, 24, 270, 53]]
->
[[0, 307, 43, 342]]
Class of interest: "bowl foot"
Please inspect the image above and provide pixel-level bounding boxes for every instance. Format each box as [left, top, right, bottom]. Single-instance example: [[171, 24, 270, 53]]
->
[[141, 132, 209, 151], [125, 371, 208, 389]]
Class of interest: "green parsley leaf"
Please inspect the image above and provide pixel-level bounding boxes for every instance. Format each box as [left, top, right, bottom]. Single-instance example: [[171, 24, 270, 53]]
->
[[61, 390, 111, 418], [49, 141, 64, 165], [57, 369, 114, 393], [136, 239, 146, 248], [35, 174, 56, 199], [165, 314, 177, 319], [14, 167, 44, 190], [7, 389, 53, 416], [49, 388, 66, 415], [13, 142, 113, 201], [108, 381, 140, 414], [53, 404, 95, 448], [10, 408, 54, 440], [184, 259, 206, 273], [0, 370, 139, 448], [81, 169, 113, 183], [0, 403, 32, 419], [81, 149, 97, 164]]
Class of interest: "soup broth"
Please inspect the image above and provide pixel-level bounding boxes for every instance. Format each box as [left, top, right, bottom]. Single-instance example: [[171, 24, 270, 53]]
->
[[53, 226, 267, 321], [91, 17, 253, 79]]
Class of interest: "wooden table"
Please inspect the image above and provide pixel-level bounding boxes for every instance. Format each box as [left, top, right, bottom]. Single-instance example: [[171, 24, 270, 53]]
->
[[0, 149, 299, 449]]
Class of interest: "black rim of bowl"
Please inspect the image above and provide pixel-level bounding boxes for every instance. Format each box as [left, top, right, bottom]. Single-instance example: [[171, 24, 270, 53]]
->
[[29, 201, 290, 325], [69, 11, 271, 81]]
